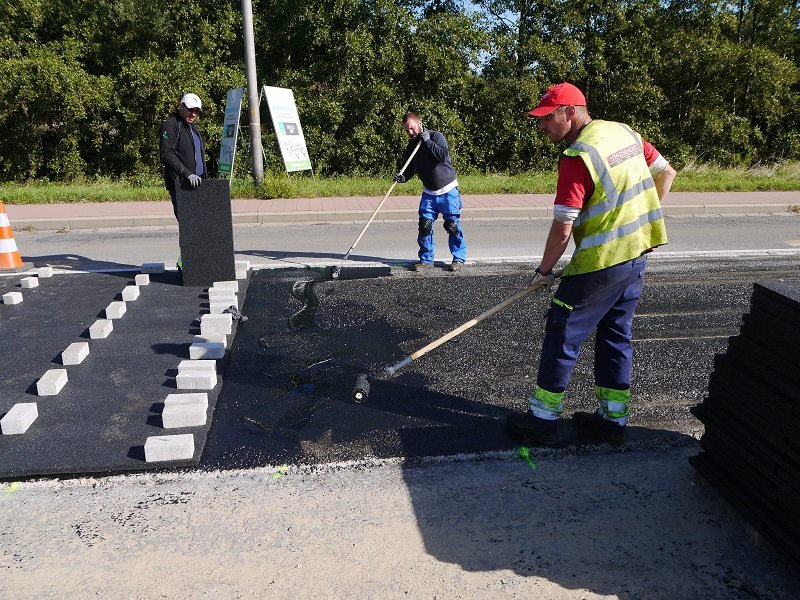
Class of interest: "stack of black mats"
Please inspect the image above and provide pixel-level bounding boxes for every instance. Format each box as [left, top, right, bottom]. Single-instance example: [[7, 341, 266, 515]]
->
[[690, 281, 800, 564]]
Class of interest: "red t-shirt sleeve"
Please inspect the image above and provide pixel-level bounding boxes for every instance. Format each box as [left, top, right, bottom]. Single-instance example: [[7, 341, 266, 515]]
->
[[555, 155, 592, 209], [642, 139, 661, 166]]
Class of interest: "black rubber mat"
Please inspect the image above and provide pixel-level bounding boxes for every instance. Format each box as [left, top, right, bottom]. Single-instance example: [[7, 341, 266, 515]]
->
[[0, 271, 244, 479]]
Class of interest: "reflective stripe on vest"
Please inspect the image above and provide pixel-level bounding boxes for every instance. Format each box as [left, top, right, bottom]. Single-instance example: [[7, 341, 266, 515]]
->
[[562, 120, 667, 276]]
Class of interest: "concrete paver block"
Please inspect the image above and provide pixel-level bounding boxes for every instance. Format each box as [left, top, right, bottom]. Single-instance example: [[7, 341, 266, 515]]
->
[[175, 371, 217, 390], [1, 403, 39, 435], [20, 276, 39, 289], [144, 434, 195, 462], [209, 301, 236, 314], [164, 392, 209, 410], [193, 334, 227, 349], [200, 313, 233, 336], [212, 280, 239, 292], [105, 301, 127, 319], [178, 359, 217, 374], [62, 342, 90, 365], [37, 266, 54, 278], [135, 274, 150, 286], [208, 288, 237, 302], [162, 403, 208, 428], [89, 319, 113, 339], [235, 260, 250, 280], [2, 292, 23, 304], [37, 369, 68, 396], [189, 342, 225, 360], [121, 285, 140, 301], [141, 262, 165, 274]]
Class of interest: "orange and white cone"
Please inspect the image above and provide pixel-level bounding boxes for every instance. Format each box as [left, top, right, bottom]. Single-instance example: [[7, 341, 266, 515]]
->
[[0, 200, 28, 271]]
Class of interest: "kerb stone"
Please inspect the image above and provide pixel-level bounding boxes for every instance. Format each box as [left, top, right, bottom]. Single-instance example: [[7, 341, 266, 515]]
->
[[200, 313, 233, 336], [162, 403, 207, 428], [175, 371, 217, 390], [178, 359, 217, 374], [2, 292, 23, 304], [208, 288, 236, 302], [121, 285, 140, 301], [164, 392, 209, 410], [193, 334, 227, 348], [212, 280, 239, 292], [105, 301, 127, 319], [189, 342, 225, 360], [1, 403, 38, 435], [144, 434, 195, 462], [235, 260, 250, 280], [62, 342, 90, 365], [37, 369, 68, 396], [89, 319, 113, 339]]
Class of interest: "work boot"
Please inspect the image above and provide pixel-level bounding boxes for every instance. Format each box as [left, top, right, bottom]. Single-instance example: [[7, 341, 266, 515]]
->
[[412, 262, 433, 272], [447, 261, 463, 272], [572, 411, 625, 444], [505, 411, 560, 446]]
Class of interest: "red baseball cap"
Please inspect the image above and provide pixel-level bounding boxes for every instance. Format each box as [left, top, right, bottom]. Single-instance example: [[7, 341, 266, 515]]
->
[[527, 82, 587, 117]]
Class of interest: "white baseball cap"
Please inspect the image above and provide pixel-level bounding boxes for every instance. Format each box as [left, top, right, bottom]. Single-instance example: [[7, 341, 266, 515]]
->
[[180, 93, 202, 110]]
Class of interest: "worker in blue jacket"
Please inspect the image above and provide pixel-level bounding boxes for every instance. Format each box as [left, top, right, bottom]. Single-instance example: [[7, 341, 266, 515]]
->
[[394, 112, 467, 272]]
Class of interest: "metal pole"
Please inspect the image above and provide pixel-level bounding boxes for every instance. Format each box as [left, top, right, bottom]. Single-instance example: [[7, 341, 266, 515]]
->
[[241, 0, 264, 185]]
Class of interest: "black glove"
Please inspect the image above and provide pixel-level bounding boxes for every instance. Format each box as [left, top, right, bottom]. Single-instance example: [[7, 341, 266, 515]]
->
[[393, 173, 406, 183], [419, 129, 430, 142]]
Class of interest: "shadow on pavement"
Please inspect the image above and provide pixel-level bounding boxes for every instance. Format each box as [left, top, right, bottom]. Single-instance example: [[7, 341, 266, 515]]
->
[[236, 248, 402, 265], [20, 253, 143, 273]]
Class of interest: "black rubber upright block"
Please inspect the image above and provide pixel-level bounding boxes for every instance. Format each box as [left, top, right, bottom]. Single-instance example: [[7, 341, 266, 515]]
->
[[751, 281, 800, 328], [176, 179, 236, 287]]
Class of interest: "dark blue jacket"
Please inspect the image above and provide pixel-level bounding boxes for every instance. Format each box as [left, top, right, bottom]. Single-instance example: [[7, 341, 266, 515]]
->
[[398, 130, 457, 191]]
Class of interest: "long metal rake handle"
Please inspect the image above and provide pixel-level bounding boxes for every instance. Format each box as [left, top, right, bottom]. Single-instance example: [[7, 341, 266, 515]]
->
[[332, 138, 423, 279], [383, 278, 557, 377]]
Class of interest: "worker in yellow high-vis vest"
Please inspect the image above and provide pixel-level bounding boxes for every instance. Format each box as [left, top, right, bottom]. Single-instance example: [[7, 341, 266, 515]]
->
[[506, 82, 676, 446]]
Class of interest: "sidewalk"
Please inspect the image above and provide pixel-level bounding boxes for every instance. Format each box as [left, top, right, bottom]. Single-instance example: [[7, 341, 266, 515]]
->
[[6, 191, 799, 230]]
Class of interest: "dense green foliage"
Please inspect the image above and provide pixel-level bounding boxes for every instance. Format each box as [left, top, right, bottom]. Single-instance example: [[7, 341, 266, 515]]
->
[[0, 0, 798, 183]]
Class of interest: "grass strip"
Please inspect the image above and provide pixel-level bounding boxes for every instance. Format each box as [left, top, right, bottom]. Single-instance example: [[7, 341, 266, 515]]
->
[[1, 163, 799, 204]]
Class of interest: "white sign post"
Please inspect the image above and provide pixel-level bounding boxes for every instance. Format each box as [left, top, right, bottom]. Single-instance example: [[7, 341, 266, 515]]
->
[[217, 87, 244, 181], [262, 85, 312, 173]]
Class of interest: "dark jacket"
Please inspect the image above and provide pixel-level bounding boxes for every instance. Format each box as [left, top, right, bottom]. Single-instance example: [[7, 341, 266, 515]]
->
[[160, 114, 207, 201], [397, 130, 457, 191]]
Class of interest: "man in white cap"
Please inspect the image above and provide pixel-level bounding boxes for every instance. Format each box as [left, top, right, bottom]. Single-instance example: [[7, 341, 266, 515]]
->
[[160, 92, 207, 218]]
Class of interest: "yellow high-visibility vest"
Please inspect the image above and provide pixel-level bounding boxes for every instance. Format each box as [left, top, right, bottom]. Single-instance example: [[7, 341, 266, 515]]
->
[[562, 120, 667, 276]]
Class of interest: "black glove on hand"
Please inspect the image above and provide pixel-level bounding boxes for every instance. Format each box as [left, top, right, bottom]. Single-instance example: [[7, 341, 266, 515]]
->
[[419, 129, 430, 142], [393, 173, 406, 183]]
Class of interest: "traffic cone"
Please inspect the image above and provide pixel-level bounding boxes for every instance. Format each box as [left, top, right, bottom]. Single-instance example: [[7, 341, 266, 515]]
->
[[0, 200, 29, 272]]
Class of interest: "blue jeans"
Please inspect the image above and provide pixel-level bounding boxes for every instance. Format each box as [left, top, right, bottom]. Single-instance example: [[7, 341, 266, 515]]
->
[[418, 188, 467, 263], [530, 257, 647, 425]]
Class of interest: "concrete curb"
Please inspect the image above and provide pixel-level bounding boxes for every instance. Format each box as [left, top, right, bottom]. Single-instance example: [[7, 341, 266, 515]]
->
[[8, 203, 795, 231]]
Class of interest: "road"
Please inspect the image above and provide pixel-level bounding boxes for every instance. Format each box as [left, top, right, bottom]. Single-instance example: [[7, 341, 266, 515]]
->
[[4, 215, 800, 599], [14, 214, 800, 272]]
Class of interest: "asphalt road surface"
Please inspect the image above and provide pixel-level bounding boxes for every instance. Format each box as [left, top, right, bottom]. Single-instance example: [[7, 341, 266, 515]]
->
[[14, 214, 800, 272]]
